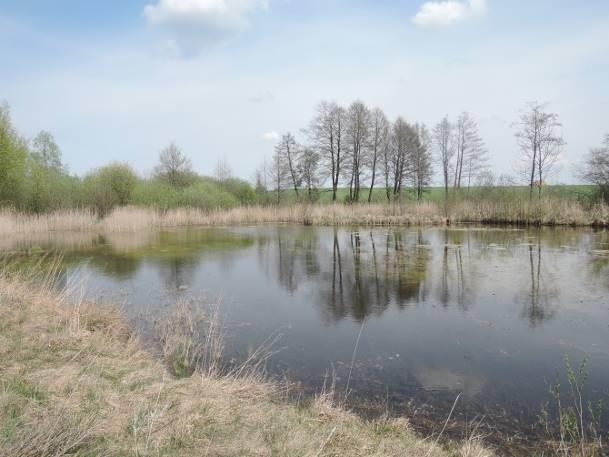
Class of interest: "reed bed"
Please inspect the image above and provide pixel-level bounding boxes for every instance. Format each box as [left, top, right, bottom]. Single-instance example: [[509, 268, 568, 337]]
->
[[1, 198, 607, 236], [99, 203, 447, 232], [452, 198, 609, 226], [0, 265, 487, 456], [0, 208, 96, 235]]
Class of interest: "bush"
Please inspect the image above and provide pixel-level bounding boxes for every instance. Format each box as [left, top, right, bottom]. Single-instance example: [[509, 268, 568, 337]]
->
[[181, 180, 240, 209], [84, 163, 138, 215], [25, 167, 84, 213], [132, 178, 240, 210], [0, 104, 27, 208], [216, 177, 256, 205]]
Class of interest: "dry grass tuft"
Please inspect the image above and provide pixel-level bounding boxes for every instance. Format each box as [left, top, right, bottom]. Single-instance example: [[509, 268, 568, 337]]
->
[[3, 406, 99, 457], [159, 299, 224, 378], [458, 439, 494, 457]]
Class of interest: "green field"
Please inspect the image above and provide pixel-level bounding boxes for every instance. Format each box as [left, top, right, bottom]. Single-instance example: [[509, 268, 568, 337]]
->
[[270, 185, 598, 204]]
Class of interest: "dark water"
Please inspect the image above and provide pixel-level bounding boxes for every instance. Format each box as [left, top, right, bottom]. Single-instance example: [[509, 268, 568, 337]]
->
[[5, 225, 609, 452]]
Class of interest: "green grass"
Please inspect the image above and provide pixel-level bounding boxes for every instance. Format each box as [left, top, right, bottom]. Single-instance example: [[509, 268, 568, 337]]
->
[[271, 185, 598, 204]]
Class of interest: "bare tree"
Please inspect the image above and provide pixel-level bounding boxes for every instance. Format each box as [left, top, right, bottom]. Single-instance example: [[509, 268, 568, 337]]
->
[[307, 101, 346, 202], [453, 112, 486, 190], [275, 132, 301, 198], [580, 134, 609, 202], [269, 150, 286, 204], [254, 157, 268, 192], [154, 143, 194, 188], [381, 128, 392, 202], [388, 117, 416, 199], [214, 155, 233, 182], [368, 108, 390, 202], [535, 127, 565, 195], [299, 147, 321, 202], [514, 102, 565, 199], [463, 138, 489, 191], [432, 116, 454, 200], [345, 101, 371, 202], [411, 124, 434, 201]]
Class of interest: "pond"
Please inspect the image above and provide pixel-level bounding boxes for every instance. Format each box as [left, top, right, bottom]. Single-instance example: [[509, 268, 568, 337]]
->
[[4, 225, 609, 453]]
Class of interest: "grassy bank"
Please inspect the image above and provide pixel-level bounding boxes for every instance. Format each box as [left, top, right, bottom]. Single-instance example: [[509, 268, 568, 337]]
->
[[1, 197, 608, 236], [0, 267, 491, 456]]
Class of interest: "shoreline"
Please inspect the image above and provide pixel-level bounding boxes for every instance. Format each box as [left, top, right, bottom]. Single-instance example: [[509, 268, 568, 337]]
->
[[1, 200, 608, 237], [0, 267, 491, 457]]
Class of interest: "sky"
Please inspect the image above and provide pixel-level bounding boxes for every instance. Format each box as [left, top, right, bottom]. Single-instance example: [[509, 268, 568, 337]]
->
[[1, 0, 608, 183]]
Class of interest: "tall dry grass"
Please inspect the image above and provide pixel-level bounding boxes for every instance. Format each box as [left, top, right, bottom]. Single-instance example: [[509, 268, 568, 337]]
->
[[159, 299, 225, 379], [0, 203, 446, 235], [0, 208, 96, 235], [452, 198, 609, 226], [1, 198, 606, 237], [98, 203, 447, 232]]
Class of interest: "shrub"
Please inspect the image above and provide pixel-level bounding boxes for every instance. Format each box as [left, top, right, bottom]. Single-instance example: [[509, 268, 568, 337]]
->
[[132, 178, 240, 210], [84, 163, 138, 215], [216, 177, 256, 205], [0, 104, 27, 208]]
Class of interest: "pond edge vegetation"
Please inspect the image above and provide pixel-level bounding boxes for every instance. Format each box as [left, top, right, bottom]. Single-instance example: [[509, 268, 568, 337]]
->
[[0, 263, 493, 456], [1, 198, 609, 237]]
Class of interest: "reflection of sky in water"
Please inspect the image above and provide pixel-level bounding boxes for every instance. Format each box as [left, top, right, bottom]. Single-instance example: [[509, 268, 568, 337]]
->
[[8, 226, 609, 443]]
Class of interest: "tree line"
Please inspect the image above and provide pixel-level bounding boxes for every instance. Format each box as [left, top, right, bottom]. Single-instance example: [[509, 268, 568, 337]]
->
[[2, 98, 609, 214], [0, 103, 258, 214], [260, 100, 441, 204], [260, 99, 608, 203], [260, 100, 494, 203]]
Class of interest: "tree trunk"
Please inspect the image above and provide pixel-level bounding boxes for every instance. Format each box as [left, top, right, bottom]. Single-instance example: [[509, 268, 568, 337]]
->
[[368, 151, 377, 203], [529, 143, 537, 201]]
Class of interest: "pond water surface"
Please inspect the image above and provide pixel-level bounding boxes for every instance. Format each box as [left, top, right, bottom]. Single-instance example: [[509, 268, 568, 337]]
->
[[5, 225, 609, 453]]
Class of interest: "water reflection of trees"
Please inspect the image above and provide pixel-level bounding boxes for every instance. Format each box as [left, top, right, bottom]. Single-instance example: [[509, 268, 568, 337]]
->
[[438, 230, 477, 311], [66, 229, 253, 290], [256, 227, 579, 325], [518, 239, 558, 327], [87, 253, 142, 280], [586, 230, 609, 287], [256, 227, 321, 294], [157, 257, 200, 292], [256, 227, 432, 322], [322, 229, 432, 322]]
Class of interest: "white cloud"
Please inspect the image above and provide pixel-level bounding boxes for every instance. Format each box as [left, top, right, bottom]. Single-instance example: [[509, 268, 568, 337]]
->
[[144, 0, 270, 54], [412, 0, 487, 27], [261, 131, 279, 141]]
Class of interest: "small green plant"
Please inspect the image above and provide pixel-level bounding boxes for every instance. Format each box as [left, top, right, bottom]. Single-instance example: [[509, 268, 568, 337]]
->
[[539, 355, 605, 456]]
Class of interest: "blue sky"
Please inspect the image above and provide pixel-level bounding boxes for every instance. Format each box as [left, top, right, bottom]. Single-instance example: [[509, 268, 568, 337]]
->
[[1, 0, 608, 182]]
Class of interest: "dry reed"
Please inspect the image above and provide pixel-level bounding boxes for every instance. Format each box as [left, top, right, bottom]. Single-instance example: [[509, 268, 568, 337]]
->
[[0, 208, 96, 235], [1, 198, 607, 238], [451, 198, 609, 226], [98, 203, 447, 232]]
